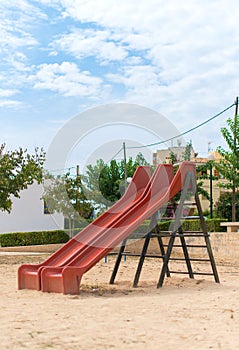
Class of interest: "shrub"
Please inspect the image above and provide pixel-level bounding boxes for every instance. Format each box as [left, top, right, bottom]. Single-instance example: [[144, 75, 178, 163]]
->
[[182, 218, 224, 232], [0, 230, 69, 247], [214, 192, 239, 221]]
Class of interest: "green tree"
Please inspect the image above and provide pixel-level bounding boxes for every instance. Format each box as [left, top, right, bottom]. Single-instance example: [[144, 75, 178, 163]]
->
[[65, 174, 93, 219], [83, 153, 150, 212], [183, 141, 192, 161], [215, 109, 239, 221], [0, 144, 45, 212], [99, 159, 121, 202], [134, 152, 150, 167], [83, 159, 110, 212], [169, 151, 177, 165], [43, 173, 93, 237]]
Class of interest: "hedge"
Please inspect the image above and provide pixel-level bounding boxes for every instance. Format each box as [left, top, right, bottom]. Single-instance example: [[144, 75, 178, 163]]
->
[[181, 218, 225, 233], [0, 218, 226, 247], [0, 230, 69, 247]]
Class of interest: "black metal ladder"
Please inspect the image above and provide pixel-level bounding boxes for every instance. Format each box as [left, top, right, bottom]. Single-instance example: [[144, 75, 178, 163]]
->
[[109, 171, 220, 288]]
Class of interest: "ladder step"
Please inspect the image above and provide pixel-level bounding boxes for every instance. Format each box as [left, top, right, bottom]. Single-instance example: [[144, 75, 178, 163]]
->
[[175, 233, 209, 237], [153, 233, 209, 237], [169, 258, 211, 262], [123, 253, 164, 259], [169, 271, 194, 275], [169, 258, 210, 262], [153, 231, 208, 234], [163, 244, 208, 248], [183, 245, 208, 248], [170, 271, 215, 276]]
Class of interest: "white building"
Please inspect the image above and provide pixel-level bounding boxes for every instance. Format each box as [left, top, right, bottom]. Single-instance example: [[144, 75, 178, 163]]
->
[[0, 183, 64, 234]]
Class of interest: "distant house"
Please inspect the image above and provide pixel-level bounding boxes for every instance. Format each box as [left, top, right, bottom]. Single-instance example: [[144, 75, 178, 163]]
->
[[193, 151, 230, 212], [152, 148, 230, 213], [0, 183, 64, 234], [153, 145, 196, 166]]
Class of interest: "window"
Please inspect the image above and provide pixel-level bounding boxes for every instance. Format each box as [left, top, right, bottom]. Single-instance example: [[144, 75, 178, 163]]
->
[[44, 200, 50, 214]]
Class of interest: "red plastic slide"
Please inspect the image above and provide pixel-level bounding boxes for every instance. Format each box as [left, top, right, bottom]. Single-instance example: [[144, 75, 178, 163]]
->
[[39, 163, 194, 295], [18, 165, 152, 290], [19, 162, 194, 294]]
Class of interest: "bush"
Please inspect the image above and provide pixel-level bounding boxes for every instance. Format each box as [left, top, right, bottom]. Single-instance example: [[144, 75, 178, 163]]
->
[[214, 192, 239, 221], [182, 218, 224, 232], [0, 230, 69, 247], [157, 219, 221, 232]]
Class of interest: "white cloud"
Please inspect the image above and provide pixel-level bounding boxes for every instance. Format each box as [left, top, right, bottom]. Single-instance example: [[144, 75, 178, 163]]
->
[[0, 23, 37, 53], [1, 0, 239, 154], [0, 89, 19, 98], [47, 0, 238, 120], [30, 62, 104, 98], [0, 0, 48, 21], [60, 0, 164, 31], [34, 0, 60, 7], [0, 100, 22, 108], [52, 28, 128, 63], [0, 1, 44, 94], [6, 52, 33, 74], [0, 88, 21, 109], [0, 1, 46, 52]]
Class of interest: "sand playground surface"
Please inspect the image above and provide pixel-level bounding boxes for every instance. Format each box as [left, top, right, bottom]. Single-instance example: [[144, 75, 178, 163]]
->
[[1, 244, 239, 350]]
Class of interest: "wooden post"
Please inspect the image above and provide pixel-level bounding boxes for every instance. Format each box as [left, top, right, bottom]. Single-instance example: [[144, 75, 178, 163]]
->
[[209, 162, 213, 219], [76, 165, 80, 177]]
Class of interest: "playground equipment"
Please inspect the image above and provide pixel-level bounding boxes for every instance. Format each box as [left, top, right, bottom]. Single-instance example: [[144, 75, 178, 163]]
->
[[18, 162, 219, 294], [110, 165, 220, 288], [18, 165, 152, 290]]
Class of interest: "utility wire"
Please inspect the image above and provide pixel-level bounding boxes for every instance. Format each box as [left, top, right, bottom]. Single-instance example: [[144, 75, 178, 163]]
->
[[48, 148, 124, 174], [126, 102, 235, 150], [47, 166, 75, 174], [106, 146, 123, 163], [47, 102, 235, 171]]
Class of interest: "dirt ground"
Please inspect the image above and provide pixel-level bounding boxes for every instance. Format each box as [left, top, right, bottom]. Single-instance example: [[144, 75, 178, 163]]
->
[[0, 247, 239, 350]]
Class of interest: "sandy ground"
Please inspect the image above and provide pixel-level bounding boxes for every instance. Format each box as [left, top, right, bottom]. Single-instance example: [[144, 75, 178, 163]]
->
[[0, 248, 239, 350]]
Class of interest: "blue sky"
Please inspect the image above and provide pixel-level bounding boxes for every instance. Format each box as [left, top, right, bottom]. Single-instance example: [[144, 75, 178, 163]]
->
[[1, 0, 239, 170]]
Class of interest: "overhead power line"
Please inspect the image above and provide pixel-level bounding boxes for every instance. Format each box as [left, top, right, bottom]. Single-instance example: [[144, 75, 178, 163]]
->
[[48, 166, 75, 173], [106, 146, 123, 163], [48, 101, 236, 172], [126, 102, 235, 150]]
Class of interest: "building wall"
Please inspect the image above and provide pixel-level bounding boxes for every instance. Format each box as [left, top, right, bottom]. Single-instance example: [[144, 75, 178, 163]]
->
[[0, 183, 64, 234], [199, 178, 228, 212], [195, 152, 229, 213]]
